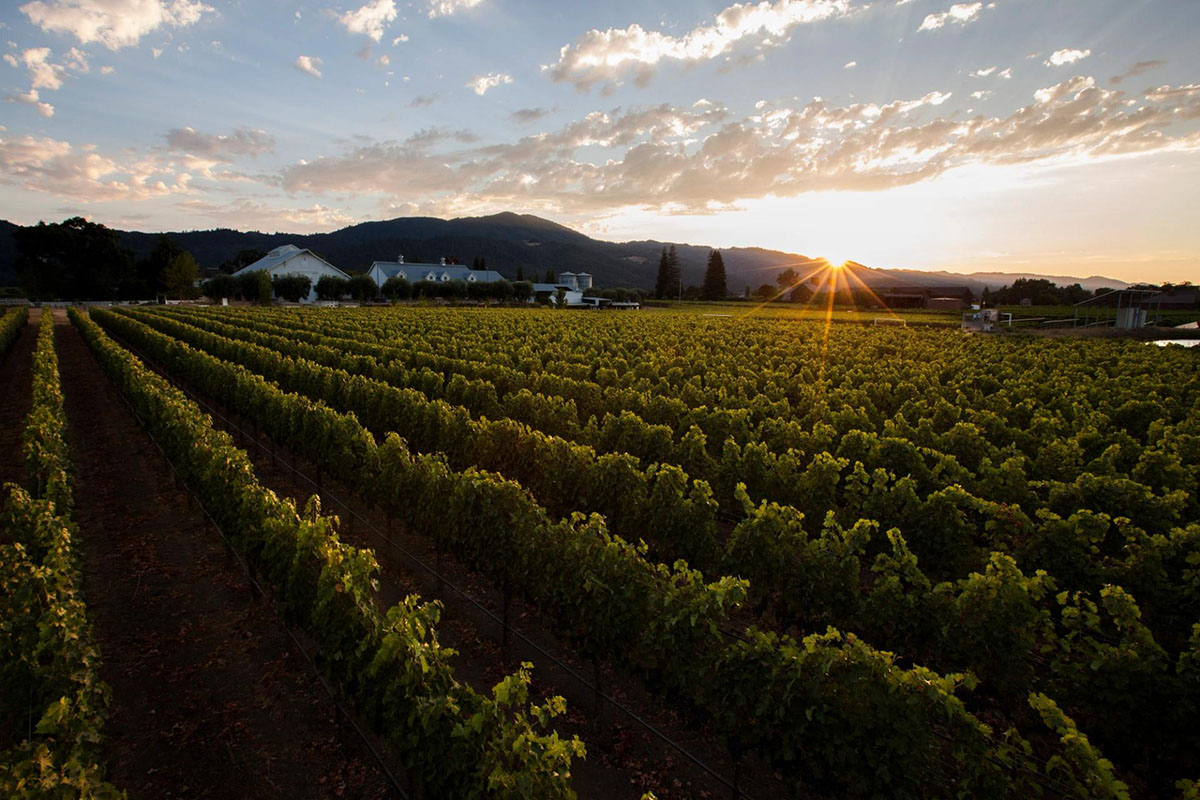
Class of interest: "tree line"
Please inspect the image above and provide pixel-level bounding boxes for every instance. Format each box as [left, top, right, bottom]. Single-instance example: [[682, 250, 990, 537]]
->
[[13, 218, 201, 301]]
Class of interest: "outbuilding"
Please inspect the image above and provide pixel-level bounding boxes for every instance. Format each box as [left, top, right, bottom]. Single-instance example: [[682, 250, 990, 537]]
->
[[530, 283, 584, 306]]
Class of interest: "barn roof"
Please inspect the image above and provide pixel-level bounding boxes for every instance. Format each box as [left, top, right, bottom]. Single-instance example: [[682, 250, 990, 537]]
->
[[233, 245, 348, 278], [370, 262, 505, 283]]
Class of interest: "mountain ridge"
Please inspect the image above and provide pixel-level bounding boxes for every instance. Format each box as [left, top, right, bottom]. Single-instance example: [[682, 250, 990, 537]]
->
[[0, 213, 1131, 294]]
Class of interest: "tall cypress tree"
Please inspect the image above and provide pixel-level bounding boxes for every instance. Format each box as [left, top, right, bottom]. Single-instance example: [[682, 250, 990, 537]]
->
[[654, 246, 670, 298], [702, 249, 727, 300], [667, 245, 681, 299], [654, 245, 682, 299]]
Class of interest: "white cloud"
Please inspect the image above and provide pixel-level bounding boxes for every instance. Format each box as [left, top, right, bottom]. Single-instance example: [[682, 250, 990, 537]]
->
[[165, 126, 275, 159], [339, 0, 396, 42], [3, 54, 17, 68], [970, 90, 992, 99], [20, 47, 66, 90], [1143, 83, 1200, 102], [99, 64, 114, 74], [971, 65, 1011, 79], [19, 0, 214, 50], [275, 78, 1200, 216], [918, 2, 982, 31], [64, 46, 89, 71], [176, 198, 355, 231], [391, 34, 408, 44], [844, 60, 856, 69], [1045, 48, 1090, 67], [294, 55, 322, 78], [546, 0, 850, 91], [428, 0, 482, 17], [0, 133, 194, 200], [6, 88, 54, 117], [467, 72, 511, 95]]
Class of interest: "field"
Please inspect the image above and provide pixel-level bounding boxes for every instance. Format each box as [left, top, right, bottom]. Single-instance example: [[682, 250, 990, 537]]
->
[[2, 303, 1198, 799]]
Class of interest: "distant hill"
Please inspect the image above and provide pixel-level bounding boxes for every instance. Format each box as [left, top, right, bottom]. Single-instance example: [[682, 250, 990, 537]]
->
[[878, 268, 1130, 294], [0, 212, 1130, 294]]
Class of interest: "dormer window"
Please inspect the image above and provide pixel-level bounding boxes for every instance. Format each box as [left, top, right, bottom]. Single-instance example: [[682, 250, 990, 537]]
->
[[425, 271, 437, 281], [441, 272, 451, 282], [467, 273, 476, 282]]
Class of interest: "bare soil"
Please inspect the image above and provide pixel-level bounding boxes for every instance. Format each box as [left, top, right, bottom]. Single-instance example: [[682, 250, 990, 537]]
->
[[53, 310, 396, 799]]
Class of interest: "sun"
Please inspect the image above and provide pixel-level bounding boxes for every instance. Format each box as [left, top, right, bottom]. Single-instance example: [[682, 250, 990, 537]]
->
[[821, 255, 849, 270]]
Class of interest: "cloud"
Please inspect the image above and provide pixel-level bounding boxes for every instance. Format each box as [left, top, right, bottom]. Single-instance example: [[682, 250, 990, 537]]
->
[[3, 54, 17, 67], [165, 126, 275, 159], [971, 65, 1012, 79], [467, 72, 512, 95], [511, 107, 550, 123], [1143, 83, 1200, 102], [339, 0, 396, 41], [1045, 48, 1090, 67], [918, 2, 982, 31], [176, 198, 355, 232], [19, 0, 214, 50], [274, 78, 1200, 217], [294, 55, 322, 78], [21, 47, 67, 90], [392, 34, 408, 44], [0, 132, 193, 200], [5, 88, 54, 117], [428, 0, 483, 17], [844, 60, 856, 69], [64, 46, 89, 72], [546, 0, 850, 91], [1110, 59, 1164, 85]]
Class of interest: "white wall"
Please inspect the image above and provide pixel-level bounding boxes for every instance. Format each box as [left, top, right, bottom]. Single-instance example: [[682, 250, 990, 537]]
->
[[270, 253, 346, 302]]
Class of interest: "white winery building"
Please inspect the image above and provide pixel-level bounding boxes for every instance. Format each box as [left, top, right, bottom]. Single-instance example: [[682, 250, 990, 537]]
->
[[233, 245, 349, 303], [367, 256, 506, 288]]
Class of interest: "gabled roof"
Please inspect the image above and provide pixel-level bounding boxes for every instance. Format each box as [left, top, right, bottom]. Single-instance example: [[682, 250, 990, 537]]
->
[[370, 262, 505, 283], [233, 244, 348, 278]]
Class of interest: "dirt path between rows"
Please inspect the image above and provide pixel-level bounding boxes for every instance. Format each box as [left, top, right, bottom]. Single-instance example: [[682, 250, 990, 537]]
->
[[0, 307, 38, 488], [53, 309, 396, 800]]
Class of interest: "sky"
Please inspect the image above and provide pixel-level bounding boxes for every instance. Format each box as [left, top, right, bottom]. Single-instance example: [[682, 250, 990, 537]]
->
[[0, 0, 1198, 282]]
